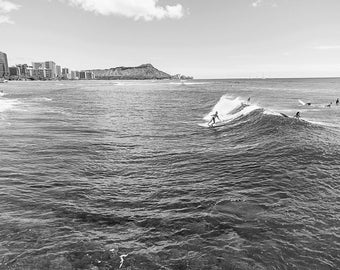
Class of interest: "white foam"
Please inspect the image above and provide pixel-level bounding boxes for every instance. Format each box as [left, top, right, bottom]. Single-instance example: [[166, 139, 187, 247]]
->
[[181, 82, 208, 85], [203, 95, 260, 124], [204, 95, 243, 121], [263, 110, 282, 116], [33, 97, 52, 102], [168, 81, 208, 85], [0, 99, 20, 112], [119, 254, 128, 268]]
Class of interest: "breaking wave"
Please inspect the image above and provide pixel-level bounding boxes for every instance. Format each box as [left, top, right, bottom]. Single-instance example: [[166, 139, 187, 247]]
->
[[200, 95, 327, 130], [203, 95, 261, 124]]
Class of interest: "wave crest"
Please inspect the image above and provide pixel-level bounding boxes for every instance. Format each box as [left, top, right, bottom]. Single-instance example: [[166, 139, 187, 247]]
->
[[203, 95, 261, 124]]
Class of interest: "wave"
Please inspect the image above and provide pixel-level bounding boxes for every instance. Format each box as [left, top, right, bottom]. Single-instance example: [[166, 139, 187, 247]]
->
[[32, 97, 53, 102], [168, 81, 208, 85], [0, 98, 21, 113], [202, 95, 260, 124], [200, 95, 325, 130]]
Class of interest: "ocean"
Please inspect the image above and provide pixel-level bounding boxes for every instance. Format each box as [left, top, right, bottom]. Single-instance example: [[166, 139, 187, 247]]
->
[[0, 79, 339, 270]]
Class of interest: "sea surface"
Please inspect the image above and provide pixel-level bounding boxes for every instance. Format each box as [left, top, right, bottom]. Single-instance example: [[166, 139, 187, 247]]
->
[[0, 79, 339, 270]]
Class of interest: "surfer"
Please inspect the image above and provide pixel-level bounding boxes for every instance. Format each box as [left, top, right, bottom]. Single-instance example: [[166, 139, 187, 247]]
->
[[336, 98, 339, 106], [294, 112, 301, 119], [247, 97, 251, 104], [208, 111, 220, 127], [326, 102, 332, 108]]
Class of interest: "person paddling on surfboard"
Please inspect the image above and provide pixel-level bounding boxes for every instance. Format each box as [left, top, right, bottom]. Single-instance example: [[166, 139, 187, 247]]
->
[[209, 111, 220, 127]]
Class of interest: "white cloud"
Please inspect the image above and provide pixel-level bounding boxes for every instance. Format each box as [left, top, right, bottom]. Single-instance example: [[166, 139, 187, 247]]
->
[[0, 0, 20, 24], [315, 45, 340, 50], [0, 14, 13, 23], [60, 0, 184, 21], [251, 0, 277, 8], [252, 0, 263, 7]]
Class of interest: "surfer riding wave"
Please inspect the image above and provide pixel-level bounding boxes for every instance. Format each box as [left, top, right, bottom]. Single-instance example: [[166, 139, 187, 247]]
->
[[200, 95, 261, 128], [208, 111, 220, 127]]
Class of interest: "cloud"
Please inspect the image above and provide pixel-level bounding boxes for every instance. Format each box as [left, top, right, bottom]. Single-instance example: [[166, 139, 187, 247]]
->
[[252, 0, 263, 7], [0, 0, 20, 24], [60, 0, 184, 21], [251, 0, 277, 8], [0, 14, 13, 23], [314, 45, 340, 50]]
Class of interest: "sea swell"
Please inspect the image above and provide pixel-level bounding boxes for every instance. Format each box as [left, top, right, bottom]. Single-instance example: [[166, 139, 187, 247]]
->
[[1, 81, 339, 269]]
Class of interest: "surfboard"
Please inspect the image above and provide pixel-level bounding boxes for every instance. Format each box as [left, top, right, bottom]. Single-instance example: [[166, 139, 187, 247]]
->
[[198, 121, 228, 128], [299, 100, 312, 106], [298, 99, 305, 106]]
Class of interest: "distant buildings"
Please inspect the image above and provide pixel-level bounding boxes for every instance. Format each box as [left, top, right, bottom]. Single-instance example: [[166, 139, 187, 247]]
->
[[45, 61, 57, 78], [25, 66, 33, 77], [62, 68, 69, 75], [1, 50, 95, 80], [32, 62, 44, 70], [79, 71, 87, 80], [16, 64, 29, 76], [0, 51, 9, 78], [56, 65, 61, 77], [70, 71, 78, 80], [78, 71, 95, 80], [32, 68, 46, 79], [86, 71, 95, 80], [9, 66, 21, 76]]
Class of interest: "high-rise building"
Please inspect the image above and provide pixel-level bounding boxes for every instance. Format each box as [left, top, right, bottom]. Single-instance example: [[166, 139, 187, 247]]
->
[[45, 69, 53, 79], [32, 62, 45, 69], [56, 65, 62, 77], [16, 64, 28, 76], [9, 66, 21, 76], [62, 68, 69, 75], [45, 61, 56, 78], [32, 68, 46, 78], [26, 66, 33, 77], [0, 51, 9, 77], [85, 71, 95, 80], [79, 71, 87, 79], [70, 71, 78, 80]]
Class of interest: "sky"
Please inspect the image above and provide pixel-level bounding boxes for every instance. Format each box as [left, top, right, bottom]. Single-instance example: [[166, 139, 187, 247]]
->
[[1, 0, 340, 79]]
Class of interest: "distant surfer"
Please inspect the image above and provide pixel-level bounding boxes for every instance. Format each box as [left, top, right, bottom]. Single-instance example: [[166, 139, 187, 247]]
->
[[208, 111, 220, 127], [298, 100, 311, 106], [336, 98, 339, 106], [326, 102, 332, 108], [294, 112, 301, 119], [247, 97, 251, 104]]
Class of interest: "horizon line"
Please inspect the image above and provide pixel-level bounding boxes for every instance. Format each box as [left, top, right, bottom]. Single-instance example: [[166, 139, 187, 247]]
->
[[196, 76, 340, 80]]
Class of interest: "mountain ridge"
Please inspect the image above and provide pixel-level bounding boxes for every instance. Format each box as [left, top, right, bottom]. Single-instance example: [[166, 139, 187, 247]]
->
[[88, 64, 192, 80]]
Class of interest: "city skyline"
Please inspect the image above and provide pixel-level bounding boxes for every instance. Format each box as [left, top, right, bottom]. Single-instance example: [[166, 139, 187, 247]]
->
[[1, 0, 340, 79], [0, 52, 96, 80]]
